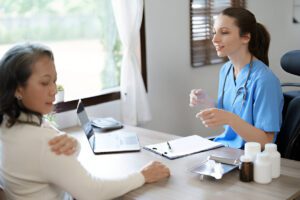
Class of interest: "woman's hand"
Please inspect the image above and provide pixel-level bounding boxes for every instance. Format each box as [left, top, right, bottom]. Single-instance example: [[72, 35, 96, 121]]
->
[[196, 108, 236, 128], [48, 134, 78, 155], [189, 89, 214, 108], [140, 161, 170, 183]]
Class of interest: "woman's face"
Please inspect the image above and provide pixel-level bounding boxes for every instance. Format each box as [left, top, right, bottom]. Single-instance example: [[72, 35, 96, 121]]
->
[[212, 14, 250, 58], [15, 55, 57, 115]]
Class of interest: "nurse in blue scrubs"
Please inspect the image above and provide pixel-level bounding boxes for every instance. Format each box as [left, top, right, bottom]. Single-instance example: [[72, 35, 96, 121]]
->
[[189, 7, 283, 149]]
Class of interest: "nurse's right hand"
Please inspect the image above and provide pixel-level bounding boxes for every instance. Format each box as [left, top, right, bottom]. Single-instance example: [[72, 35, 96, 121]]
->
[[189, 89, 214, 108]]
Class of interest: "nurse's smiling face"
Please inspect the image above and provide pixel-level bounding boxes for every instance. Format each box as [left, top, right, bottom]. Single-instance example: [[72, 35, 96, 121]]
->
[[212, 14, 250, 58]]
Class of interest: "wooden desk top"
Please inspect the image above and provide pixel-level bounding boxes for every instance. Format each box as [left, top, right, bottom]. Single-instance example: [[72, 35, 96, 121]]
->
[[65, 125, 300, 200]]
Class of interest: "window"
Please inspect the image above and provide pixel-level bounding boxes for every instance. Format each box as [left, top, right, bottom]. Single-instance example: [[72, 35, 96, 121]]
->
[[189, 0, 246, 67], [0, 0, 147, 112]]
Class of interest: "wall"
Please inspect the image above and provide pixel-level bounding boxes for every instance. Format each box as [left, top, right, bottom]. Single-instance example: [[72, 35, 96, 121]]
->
[[58, 0, 300, 137]]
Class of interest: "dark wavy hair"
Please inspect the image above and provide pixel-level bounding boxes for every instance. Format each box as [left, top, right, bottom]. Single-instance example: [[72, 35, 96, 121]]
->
[[222, 7, 270, 66], [0, 42, 54, 127]]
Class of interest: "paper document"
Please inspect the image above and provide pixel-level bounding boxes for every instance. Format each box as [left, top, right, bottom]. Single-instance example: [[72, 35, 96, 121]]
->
[[144, 135, 224, 160]]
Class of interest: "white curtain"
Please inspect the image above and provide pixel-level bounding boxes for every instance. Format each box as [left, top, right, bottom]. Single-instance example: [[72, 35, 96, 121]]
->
[[112, 0, 151, 125], [97, 0, 118, 87]]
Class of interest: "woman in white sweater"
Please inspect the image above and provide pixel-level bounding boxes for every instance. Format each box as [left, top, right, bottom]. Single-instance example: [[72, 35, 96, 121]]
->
[[0, 43, 170, 200]]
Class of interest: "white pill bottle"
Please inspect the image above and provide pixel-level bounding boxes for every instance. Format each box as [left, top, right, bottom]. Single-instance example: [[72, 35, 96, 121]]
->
[[264, 143, 281, 179]]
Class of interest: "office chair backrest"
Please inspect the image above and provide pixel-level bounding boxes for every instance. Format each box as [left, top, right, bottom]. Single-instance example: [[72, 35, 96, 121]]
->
[[280, 50, 300, 119], [276, 50, 300, 161], [280, 50, 300, 76]]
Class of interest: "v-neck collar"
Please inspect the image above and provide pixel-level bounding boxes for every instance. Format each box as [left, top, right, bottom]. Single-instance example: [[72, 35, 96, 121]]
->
[[230, 62, 251, 89]]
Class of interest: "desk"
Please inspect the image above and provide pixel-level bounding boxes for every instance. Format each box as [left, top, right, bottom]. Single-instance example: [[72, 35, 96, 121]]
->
[[65, 125, 300, 200]]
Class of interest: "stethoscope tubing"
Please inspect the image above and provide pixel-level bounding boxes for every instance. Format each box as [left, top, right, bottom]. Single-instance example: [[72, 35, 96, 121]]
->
[[221, 57, 253, 111]]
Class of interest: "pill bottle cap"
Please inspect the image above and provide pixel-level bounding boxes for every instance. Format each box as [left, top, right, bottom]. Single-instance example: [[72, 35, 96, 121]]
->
[[265, 143, 277, 152], [245, 142, 261, 151], [240, 155, 252, 162]]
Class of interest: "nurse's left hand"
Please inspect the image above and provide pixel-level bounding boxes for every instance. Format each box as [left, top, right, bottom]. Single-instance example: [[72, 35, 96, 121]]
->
[[196, 108, 235, 128], [48, 134, 78, 155]]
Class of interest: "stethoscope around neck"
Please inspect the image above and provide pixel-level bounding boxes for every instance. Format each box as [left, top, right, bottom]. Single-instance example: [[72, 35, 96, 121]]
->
[[220, 57, 253, 112]]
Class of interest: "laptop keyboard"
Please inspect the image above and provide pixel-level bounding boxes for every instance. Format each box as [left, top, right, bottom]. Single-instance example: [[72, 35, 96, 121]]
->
[[120, 136, 138, 145], [96, 133, 138, 147]]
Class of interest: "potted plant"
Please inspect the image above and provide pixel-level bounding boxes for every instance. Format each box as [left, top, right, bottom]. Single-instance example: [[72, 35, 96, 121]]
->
[[55, 84, 64, 103]]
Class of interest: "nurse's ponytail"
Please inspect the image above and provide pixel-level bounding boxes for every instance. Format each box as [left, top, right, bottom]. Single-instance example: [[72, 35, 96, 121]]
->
[[222, 7, 270, 66], [251, 23, 270, 66]]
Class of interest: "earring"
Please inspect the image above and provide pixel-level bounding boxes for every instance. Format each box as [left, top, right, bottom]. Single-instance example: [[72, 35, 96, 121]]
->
[[15, 95, 22, 100]]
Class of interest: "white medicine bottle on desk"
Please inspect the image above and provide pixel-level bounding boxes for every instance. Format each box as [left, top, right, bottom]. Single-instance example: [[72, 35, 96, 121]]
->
[[244, 142, 261, 161], [264, 143, 281, 178], [254, 152, 272, 184]]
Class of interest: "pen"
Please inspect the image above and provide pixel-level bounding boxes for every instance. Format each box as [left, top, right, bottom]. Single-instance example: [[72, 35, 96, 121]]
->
[[167, 141, 172, 151]]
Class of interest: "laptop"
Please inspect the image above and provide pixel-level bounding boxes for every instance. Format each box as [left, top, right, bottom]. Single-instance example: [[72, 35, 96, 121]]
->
[[76, 100, 141, 154]]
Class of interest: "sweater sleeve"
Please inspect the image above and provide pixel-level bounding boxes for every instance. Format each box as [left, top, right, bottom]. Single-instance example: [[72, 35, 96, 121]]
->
[[39, 135, 145, 200]]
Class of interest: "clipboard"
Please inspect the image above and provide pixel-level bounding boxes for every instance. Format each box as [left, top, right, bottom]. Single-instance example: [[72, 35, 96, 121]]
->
[[143, 135, 224, 160]]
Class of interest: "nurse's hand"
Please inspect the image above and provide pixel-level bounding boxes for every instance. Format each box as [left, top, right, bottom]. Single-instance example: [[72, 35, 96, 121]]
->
[[196, 108, 236, 128], [48, 134, 78, 155], [189, 89, 214, 108]]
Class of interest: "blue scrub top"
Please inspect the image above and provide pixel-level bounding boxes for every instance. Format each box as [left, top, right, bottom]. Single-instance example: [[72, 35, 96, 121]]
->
[[213, 60, 284, 149]]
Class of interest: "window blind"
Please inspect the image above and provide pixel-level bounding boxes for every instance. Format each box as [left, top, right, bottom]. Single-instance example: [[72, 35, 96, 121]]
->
[[190, 0, 246, 67]]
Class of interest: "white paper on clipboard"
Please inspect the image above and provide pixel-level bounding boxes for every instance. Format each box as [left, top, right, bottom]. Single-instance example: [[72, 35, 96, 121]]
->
[[144, 135, 224, 160]]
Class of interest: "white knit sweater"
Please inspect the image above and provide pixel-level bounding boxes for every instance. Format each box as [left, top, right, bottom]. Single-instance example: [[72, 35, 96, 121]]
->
[[0, 113, 144, 200]]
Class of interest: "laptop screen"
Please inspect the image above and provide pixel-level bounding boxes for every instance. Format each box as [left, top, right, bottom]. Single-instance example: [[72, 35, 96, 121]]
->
[[76, 100, 95, 149]]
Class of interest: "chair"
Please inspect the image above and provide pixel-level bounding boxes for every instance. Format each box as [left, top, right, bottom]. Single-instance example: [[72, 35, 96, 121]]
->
[[276, 50, 300, 161], [277, 96, 300, 160], [280, 50, 300, 119]]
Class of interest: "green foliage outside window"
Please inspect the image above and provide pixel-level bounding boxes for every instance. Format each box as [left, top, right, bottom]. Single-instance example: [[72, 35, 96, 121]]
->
[[0, 0, 122, 89]]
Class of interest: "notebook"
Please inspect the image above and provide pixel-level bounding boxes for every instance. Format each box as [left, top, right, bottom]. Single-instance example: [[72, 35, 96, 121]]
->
[[144, 135, 224, 160], [76, 100, 141, 154]]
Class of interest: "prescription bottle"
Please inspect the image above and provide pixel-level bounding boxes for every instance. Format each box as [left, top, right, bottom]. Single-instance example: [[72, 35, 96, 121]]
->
[[244, 142, 261, 161], [254, 152, 272, 184], [264, 143, 281, 178], [239, 155, 253, 182]]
